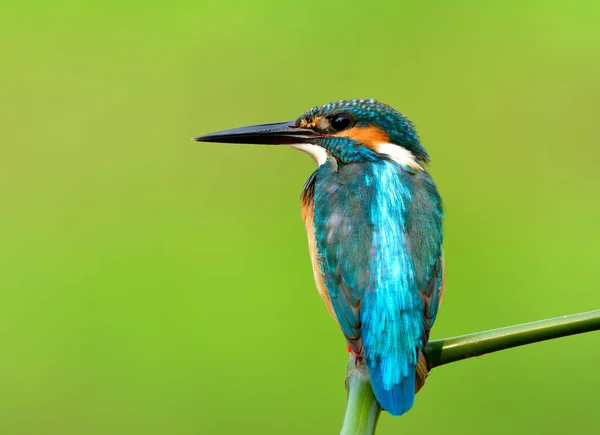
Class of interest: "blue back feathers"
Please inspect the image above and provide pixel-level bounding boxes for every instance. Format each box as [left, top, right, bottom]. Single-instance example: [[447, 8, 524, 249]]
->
[[311, 160, 442, 415]]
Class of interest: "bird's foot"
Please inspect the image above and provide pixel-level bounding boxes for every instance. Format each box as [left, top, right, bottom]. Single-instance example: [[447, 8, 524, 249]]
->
[[346, 344, 361, 364]]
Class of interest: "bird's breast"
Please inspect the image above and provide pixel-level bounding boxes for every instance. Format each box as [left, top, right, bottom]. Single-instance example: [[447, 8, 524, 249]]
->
[[301, 172, 337, 319]]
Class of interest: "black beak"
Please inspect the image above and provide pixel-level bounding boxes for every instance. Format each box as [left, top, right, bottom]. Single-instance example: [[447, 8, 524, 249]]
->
[[193, 121, 317, 145]]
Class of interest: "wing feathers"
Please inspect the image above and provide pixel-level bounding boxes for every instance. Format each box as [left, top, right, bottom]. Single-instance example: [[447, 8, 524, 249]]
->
[[305, 160, 443, 394]]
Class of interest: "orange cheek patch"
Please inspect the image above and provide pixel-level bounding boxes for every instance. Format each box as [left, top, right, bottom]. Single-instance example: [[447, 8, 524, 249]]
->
[[301, 194, 337, 320], [334, 125, 390, 148]]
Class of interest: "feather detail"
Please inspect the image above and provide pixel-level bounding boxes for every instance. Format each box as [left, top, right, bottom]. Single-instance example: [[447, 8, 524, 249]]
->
[[307, 158, 443, 416]]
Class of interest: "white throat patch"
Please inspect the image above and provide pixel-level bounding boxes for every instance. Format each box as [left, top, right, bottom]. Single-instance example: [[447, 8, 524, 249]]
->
[[374, 143, 423, 171], [291, 142, 422, 171], [290, 144, 328, 166]]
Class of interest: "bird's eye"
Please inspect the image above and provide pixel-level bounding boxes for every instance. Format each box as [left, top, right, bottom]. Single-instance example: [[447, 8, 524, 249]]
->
[[330, 115, 351, 132]]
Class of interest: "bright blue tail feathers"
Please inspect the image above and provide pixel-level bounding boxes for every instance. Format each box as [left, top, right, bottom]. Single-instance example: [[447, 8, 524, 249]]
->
[[368, 365, 416, 416]]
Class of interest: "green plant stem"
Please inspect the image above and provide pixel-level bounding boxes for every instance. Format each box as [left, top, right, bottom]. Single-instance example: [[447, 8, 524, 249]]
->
[[340, 356, 381, 435], [425, 309, 600, 369], [341, 309, 600, 435]]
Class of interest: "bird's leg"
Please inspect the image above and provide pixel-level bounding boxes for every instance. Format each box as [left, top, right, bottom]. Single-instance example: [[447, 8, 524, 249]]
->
[[346, 344, 362, 365]]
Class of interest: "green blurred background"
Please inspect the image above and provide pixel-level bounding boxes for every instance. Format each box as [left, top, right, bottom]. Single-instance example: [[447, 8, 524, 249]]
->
[[1, 1, 599, 434]]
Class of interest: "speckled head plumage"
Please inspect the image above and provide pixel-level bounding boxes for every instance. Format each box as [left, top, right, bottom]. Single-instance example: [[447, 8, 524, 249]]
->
[[294, 98, 428, 163]]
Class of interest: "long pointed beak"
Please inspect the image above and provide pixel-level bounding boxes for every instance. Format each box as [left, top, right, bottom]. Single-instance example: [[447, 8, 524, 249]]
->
[[193, 120, 317, 145]]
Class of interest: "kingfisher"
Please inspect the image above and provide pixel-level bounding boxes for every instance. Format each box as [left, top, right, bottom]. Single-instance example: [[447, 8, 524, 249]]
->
[[194, 99, 444, 416]]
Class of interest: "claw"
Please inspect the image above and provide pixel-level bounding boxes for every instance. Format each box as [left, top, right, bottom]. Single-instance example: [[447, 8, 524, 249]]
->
[[346, 344, 361, 361]]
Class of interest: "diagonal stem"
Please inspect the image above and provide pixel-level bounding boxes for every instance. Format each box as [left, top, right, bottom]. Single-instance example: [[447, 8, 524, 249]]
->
[[425, 309, 600, 369], [340, 309, 600, 435]]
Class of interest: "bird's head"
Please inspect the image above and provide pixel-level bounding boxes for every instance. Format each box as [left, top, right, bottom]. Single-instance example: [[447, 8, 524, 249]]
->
[[194, 99, 428, 169]]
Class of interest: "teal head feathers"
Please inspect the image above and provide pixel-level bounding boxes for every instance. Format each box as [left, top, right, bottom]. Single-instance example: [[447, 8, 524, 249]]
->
[[195, 99, 444, 417], [293, 98, 429, 164]]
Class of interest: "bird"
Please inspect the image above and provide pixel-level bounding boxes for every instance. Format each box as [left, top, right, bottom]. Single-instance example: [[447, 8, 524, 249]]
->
[[194, 99, 444, 416]]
